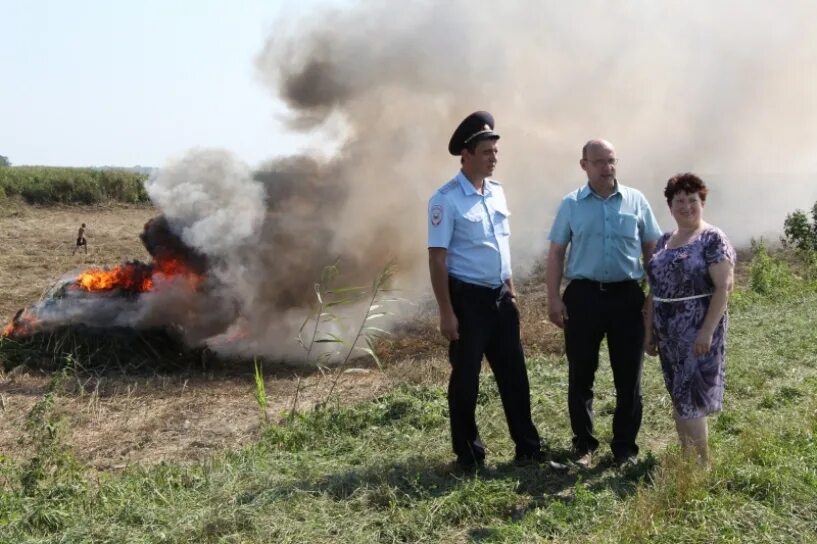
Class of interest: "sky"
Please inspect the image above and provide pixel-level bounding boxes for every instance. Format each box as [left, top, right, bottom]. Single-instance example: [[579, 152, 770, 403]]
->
[[3, 0, 817, 251], [0, 0, 342, 168]]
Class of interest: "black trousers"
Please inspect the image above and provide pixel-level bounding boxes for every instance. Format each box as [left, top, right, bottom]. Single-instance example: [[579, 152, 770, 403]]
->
[[563, 279, 645, 458], [447, 277, 541, 463]]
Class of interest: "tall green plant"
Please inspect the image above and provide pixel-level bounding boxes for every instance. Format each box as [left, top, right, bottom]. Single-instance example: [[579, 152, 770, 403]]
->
[[748, 239, 796, 297], [298, 260, 402, 369], [16, 367, 86, 532], [253, 357, 269, 423]]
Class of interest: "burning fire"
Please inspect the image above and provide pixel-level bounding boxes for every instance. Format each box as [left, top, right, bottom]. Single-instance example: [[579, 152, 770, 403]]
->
[[75, 258, 203, 294], [1, 255, 206, 339], [77, 263, 152, 292], [1, 309, 39, 338]]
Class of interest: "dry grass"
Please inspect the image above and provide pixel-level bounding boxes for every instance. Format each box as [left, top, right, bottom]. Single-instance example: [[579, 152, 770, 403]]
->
[[0, 360, 450, 470], [0, 199, 459, 469], [0, 199, 155, 321]]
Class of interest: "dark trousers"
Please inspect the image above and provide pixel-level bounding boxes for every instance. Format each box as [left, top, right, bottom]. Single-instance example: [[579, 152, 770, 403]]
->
[[563, 279, 645, 458], [447, 277, 541, 463]]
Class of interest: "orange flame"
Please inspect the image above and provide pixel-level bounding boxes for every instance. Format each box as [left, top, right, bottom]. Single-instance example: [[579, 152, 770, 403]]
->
[[152, 258, 204, 290], [1, 311, 39, 338], [75, 258, 204, 293], [77, 263, 151, 292]]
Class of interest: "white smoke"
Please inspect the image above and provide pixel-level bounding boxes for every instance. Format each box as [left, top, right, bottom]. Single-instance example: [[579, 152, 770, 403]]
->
[[145, 149, 266, 257]]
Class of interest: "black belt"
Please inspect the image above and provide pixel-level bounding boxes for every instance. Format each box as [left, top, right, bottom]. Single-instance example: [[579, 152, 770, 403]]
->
[[449, 276, 504, 296], [449, 277, 513, 309], [570, 279, 639, 292]]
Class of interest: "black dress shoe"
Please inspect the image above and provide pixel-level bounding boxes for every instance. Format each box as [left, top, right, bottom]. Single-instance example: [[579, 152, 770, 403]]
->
[[514, 450, 568, 471], [455, 457, 485, 472], [613, 454, 638, 468]]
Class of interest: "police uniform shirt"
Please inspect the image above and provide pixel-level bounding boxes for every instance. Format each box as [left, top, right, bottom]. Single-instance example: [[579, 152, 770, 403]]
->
[[428, 171, 512, 288], [548, 181, 662, 282]]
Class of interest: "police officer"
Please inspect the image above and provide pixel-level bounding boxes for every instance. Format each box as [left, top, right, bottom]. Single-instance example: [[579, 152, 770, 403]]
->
[[545, 139, 662, 469], [428, 111, 558, 470]]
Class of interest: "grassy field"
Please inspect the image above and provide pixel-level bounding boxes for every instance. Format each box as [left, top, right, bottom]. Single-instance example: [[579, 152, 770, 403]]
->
[[1, 291, 815, 542], [1, 202, 817, 542]]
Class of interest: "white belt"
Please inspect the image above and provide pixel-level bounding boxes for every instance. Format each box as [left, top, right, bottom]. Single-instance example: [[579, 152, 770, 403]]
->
[[653, 293, 711, 303]]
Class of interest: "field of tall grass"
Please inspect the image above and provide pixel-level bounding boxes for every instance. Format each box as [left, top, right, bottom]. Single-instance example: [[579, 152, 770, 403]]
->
[[1, 240, 816, 542], [0, 166, 149, 205]]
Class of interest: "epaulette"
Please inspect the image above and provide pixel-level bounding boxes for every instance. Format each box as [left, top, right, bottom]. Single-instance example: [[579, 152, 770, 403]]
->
[[438, 179, 459, 194], [487, 178, 502, 186]]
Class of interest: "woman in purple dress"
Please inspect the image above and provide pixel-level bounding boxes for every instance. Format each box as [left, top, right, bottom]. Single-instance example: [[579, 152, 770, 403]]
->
[[644, 173, 735, 465]]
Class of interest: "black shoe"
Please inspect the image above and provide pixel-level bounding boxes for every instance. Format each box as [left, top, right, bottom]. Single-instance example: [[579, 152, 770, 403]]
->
[[613, 454, 638, 468], [454, 457, 485, 473], [571, 450, 593, 470], [514, 450, 568, 471]]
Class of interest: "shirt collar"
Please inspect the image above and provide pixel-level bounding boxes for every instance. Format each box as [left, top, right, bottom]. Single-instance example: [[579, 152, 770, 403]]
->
[[579, 179, 621, 200], [457, 170, 492, 196]]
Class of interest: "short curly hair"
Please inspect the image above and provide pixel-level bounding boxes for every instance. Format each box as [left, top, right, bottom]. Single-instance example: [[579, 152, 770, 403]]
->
[[664, 173, 708, 206]]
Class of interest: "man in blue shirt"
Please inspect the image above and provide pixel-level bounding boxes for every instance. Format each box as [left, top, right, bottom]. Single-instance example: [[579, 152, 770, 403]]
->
[[546, 139, 661, 469], [429, 111, 559, 471]]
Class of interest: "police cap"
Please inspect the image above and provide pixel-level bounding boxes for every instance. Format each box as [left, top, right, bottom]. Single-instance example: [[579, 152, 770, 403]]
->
[[448, 111, 500, 156]]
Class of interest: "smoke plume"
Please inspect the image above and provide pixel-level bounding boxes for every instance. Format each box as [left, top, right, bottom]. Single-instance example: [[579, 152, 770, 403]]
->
[[255, 0, 817, 262], [170, 0, 817, 358]]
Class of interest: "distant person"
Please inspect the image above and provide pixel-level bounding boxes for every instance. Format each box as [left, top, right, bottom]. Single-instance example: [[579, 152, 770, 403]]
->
[[73, 223, 87, 255], [546, 139, 662, 469], [428, 111, 563, 471], [644, 173, 735, 466]]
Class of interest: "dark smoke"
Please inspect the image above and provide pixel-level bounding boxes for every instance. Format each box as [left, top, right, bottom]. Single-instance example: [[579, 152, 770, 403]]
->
[[140, 216, 208, 274]]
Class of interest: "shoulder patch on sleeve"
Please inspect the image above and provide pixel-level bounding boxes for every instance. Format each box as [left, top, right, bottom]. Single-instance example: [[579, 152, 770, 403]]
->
[[430, 203, 444, 226], [438, 179, 459, 194]]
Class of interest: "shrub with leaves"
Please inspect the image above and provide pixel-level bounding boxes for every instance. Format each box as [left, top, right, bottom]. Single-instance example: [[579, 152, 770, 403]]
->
[[783, 201, 817, 252], [748, 239, 796, 298]]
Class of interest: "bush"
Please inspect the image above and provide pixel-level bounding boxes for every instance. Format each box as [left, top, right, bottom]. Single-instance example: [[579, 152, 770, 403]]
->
[[748, 239, 796, 297], [782, 201, 817, 252]]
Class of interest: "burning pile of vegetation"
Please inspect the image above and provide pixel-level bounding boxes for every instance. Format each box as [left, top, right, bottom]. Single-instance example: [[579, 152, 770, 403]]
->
[[0, 216, 216, 372], [0, 325, 203, 374]]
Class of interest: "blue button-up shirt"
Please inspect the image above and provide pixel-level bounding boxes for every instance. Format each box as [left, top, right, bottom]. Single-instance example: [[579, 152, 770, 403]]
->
[[428, 171, 512, 288], [548, 181, 662, 282]]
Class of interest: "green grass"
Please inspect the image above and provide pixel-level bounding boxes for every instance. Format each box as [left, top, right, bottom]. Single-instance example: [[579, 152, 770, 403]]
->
[[0, 166, 149, 205], [1, 291, 816, 542]]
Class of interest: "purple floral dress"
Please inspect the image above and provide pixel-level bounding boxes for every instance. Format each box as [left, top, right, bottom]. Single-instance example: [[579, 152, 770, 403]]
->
[[646, 227, 736, 419]]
